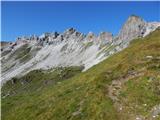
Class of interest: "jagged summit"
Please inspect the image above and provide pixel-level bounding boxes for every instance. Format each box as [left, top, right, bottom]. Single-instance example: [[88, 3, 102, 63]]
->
[[65, 27, 76, 33], [117, 15, 146, 42], [127, 14, 145, 24], [98, 32, 113, 42], [129, 14, 143, 20], [62, 28, 84, 41], [64, 28, 76, 36], [85, 32, 96, 41]]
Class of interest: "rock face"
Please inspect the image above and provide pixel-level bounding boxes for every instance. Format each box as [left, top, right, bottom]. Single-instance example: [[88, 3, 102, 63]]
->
[[85, 32, 96, 41], [118, 15, 146, 42], [1, 15, 160, 83], [98, 32, 113, 44]]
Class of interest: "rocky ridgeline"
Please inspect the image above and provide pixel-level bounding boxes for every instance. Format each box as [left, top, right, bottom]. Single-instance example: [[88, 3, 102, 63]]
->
[[2, 28, 113, 52], [117, 15, 160, 42], [2, 15, 159, 52], [1, 15, 160, 82]]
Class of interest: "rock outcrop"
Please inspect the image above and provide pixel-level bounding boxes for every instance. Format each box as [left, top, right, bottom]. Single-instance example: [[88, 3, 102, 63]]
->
[[117, 15, 160, 43], [117, 15, 146, 42], [98, 32, 113, 44]]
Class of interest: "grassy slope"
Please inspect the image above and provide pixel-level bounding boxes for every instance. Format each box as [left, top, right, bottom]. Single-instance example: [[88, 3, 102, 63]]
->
[[1, 29, 160, 120]]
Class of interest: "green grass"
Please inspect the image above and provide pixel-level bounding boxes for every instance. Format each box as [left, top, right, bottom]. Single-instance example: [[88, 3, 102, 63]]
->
[[96, 43, 116, 58], [2, 66, 84, 97], [1, 29, 160, 120]]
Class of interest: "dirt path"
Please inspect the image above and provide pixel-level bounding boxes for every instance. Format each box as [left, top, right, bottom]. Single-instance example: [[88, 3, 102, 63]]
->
[[108, 71, 145, 119], [108, 71, 144, 103], [108, 70, 160, 120]]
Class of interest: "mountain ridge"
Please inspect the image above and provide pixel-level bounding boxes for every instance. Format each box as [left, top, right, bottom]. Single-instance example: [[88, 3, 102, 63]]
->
[[1, 15, 160, 83]]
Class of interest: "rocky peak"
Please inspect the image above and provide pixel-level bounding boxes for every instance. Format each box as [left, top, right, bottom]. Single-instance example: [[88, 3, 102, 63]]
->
[[118, 15, 146, 42], [62, 28, 77, 39], [85, 32, 96, 41], [48, 32, 59, 39], [73, 31, 82, 37], [64, 28, 76, 35], [128, 15, 143, 22], [98, 32, 113, 42], [62, 28, 85, 41]]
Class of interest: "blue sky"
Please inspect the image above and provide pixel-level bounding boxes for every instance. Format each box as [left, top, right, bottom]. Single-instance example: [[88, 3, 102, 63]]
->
[[1, 1, 160, 41]]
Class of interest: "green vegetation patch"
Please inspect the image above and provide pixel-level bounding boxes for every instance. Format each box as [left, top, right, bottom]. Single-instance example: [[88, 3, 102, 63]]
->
[[2, 66, 84, 97]]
